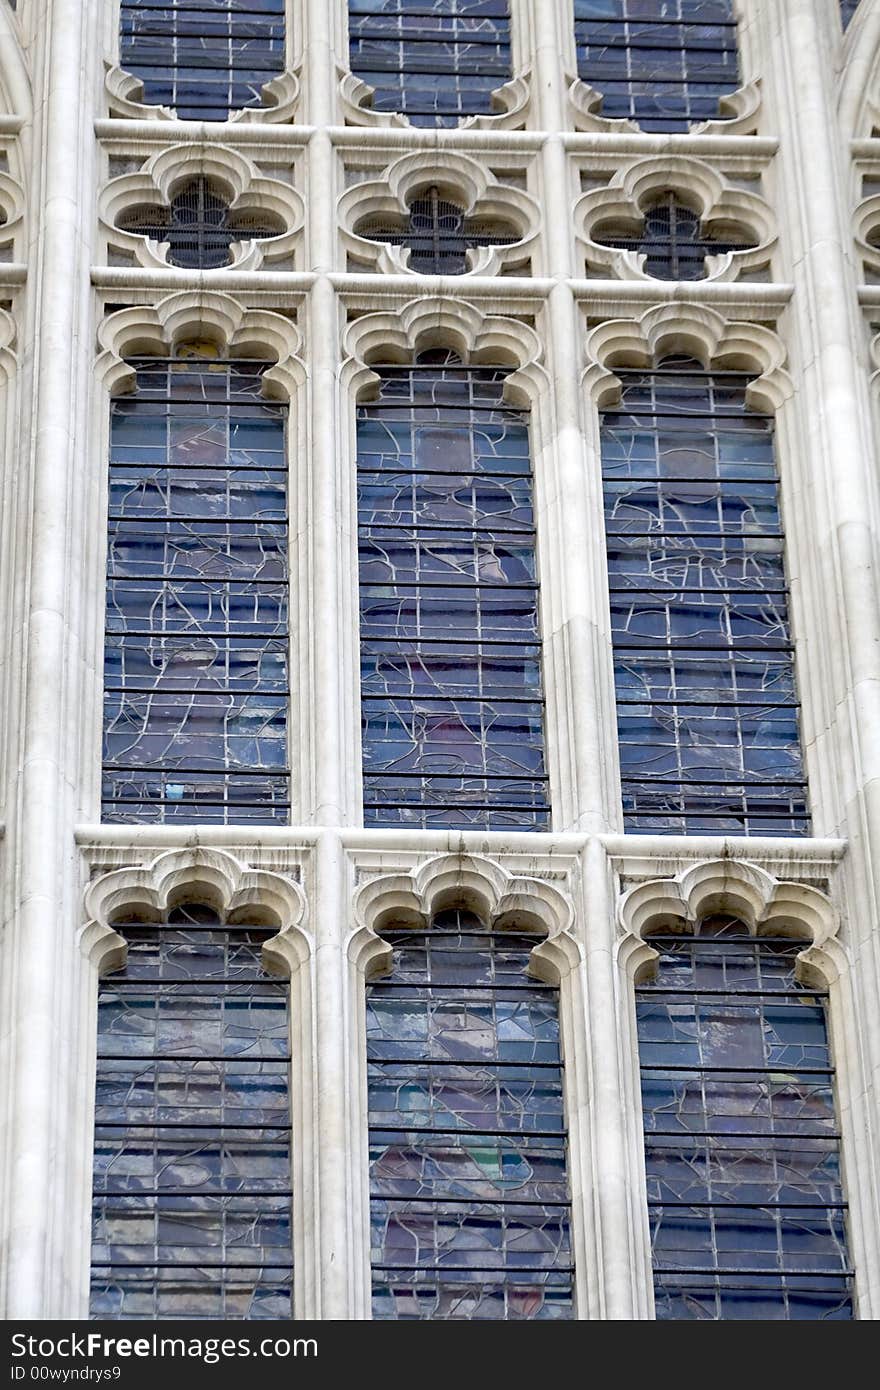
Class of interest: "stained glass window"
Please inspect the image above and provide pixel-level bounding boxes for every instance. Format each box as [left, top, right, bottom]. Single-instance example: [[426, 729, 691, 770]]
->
[[119, 0, 286, 121], [102, 347, 290, 825], [574, 1, 741, 133], [601, 357, 809, 834], [591, 193, 756, 281], [355, 184, 520, 274], [637, 916, 852, 1320], [117, 178, 285, 270], [841, 1, 860, 28], [348, 0, 512, 127], [357, 351, 549, 829], [368, 908, 573, 1319], [90, 904, 293, 1320]]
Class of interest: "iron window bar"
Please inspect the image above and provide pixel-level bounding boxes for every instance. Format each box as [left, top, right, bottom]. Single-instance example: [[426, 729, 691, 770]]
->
[[356, 185, 521, 274], [117, 177, 284, 269], [592, 193, 756, 280]]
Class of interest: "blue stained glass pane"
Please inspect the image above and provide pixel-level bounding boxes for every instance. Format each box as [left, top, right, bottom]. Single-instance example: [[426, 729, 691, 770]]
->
[[601, 358, 809, 835], [119, 1, 286, 121], [89, 905, 293, 1321], [637, 919, 853, 1321], [368, 908, 573, 1319], [841, 2, 860, 28], [349, 0, 512, 127], [102, 352, 290, 826], [574, 0, 741, 133], [357, 352, 549, 830]]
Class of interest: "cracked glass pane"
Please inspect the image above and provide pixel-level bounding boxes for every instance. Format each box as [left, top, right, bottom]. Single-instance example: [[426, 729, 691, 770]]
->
[[349, 0, 512, 126], [357, 351, 549, 829], [574, 1, 740, 133], [89, 904, 293, 1320], [601, 357, 808, 834], [102, 349, 290, 825], [119, 0, 286, 121], [637, 917, 853, 1320], [368, 908, 573, 1319]]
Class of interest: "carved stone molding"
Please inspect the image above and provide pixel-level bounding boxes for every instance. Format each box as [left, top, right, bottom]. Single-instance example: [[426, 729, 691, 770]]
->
[[569, 75, 761, 137], [96, 290, 305, 400], [104, 62, 300, 125], [576, 154, 776, 283], [99, 143, 303, 270], [339, 66, 531, 132], [584, 302, 793, 413]]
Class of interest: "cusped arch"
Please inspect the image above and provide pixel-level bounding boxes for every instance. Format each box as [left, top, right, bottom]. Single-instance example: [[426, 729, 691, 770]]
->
[[80, 847, 310, 979], [584, 303, 792, 413], [0, 4, 32, 121], [349, 853, 580, 987], [839, 0, 880, 136]]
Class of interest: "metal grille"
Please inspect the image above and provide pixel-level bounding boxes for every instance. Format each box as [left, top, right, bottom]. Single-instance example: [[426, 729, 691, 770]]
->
[[601, 357, 809, 835], [357, 350, 550, 830], [593, 193, 756, 281], [117, 178, 284, 270], [89, 905, 293, 1321], [348, 0, 512, 127], [102, 348, 290, 825], [119, 0, 286, 122], [637, 918, 852, 1320], [356, 185, 520, 274], [368, 909, 573, 1320], [841, 1, 860, 27], [574, 0, 741, 133]]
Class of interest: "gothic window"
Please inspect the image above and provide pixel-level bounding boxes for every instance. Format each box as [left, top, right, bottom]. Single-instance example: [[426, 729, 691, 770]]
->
[[600, 357, 808, 834], [355, 185, 521, 274], [119, 0, 286, 122], [592, 193, 756, 280], [637, 916, 852, 1320], [357, 350, 549, 830], [102, 345, 290, 825], [116, 178, 285, 270], [574, 1, 741, 133], [368, 907, 573, 1319], [841, 1, 860, 27], [348, 0, 512, 127], [89, 904, 293, 1320]]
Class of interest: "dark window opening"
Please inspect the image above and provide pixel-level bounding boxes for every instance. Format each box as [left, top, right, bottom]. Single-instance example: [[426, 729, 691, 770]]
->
[[357, 349, 550, 830], [600, 356, 809, 835], [592, 193, 756, 281], [117, 178, 285, 270], [368, 908, 573, 1319], [638, 917, 852, 1320], [356, 185, 521, 274], [841, 1, 860, 28], [90, 904, 293, 1320], [102, 347, 290, 825], [574, 0, 741, 133], [119, 0, 286, 122], [348, 0, 512, 127]]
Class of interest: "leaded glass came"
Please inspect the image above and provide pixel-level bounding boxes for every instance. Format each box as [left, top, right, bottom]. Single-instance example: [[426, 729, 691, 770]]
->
[[574, 1, 741, 133], [368, 908, 573, 1319], [119, 0, 286, 121], [90, 905, 293, 1320], [357, 351, 549, 829], [592, 193, 756, 280], [102, 348, 290, 825], [637, 917, 852, 1320], [355, 185, 520, 274], [349, 0, 512, 127], [601, 358, 808, 834], [117, 178, 285, 270]]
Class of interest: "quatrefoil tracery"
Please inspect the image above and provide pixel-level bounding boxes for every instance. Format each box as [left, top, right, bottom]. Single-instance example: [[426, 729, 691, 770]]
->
[[116, 175, 286, 269], [354, 183, 522, 275], [591, 191, 757, 281]]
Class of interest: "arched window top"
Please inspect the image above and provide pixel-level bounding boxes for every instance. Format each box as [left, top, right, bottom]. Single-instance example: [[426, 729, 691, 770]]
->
[[593, 193, 756, 281], [119, 0, 286, 122], [574, 0, 741, 133], [355, 184, 521, 274], [116, 177, 285, 270]]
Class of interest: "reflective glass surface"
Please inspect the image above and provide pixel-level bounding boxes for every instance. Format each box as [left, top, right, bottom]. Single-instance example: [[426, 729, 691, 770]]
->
[[90, 905, 293, 1320], [356, 185, 520, 274], [368, 909, 573, 1319], [120, 0, 286, 121], [841, 1, 859, 27], [574, 0, 740, 133], [592, 193, 755, 281], [357, 351, 549, 829], [117, 178, 284, 270], [102, 348, 290, 824], [601, 358, 808, 834], [637, 918, 852, 1320], [349, 0, 512, 127]]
